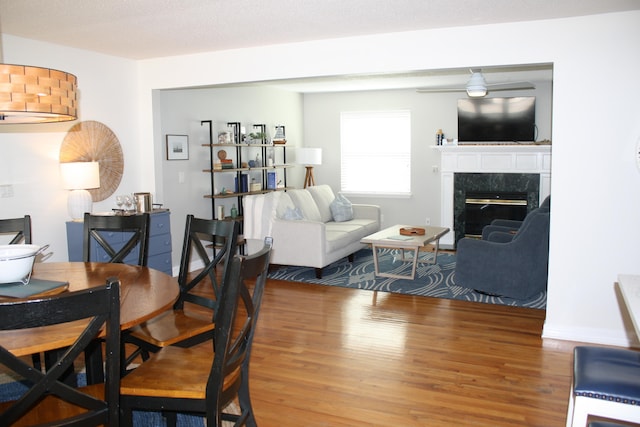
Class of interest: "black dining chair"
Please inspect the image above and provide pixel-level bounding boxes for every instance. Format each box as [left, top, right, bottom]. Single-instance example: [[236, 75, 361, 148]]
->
[[123, 215, 239, 369], [120, 241, 272, 427], [82, 212, 150, 266], [82, 212, 150, 383], [0, 277, 121, 426], [0, 215, 32, 244]]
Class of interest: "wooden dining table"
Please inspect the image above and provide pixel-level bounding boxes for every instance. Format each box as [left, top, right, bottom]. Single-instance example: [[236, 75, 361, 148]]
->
[[0, 262, 179, 361]]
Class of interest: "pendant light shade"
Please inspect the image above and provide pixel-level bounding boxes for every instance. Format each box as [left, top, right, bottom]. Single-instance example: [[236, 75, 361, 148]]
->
[[466, 72, 487, 97], [0, 64, 78, 124]]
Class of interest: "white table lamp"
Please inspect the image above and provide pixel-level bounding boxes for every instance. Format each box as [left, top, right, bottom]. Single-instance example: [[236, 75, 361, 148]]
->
[[296, 148, 322, 188], [60, 161, 100, 221]]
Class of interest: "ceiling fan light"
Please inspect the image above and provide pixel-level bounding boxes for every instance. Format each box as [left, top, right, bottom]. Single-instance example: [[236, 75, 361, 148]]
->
[[466, 72, 487, 97], [466, 86, 487, 97]]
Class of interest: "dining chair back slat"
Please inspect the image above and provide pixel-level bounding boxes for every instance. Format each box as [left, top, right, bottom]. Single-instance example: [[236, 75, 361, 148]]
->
[[175, 215, 240, 311], [82, 213, 150, 266], [0, 278, 121, 426], [0, 216, 32, 244]]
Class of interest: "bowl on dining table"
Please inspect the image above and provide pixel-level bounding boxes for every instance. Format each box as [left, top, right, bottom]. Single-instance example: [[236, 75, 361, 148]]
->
[[0, 244, 41, 285]]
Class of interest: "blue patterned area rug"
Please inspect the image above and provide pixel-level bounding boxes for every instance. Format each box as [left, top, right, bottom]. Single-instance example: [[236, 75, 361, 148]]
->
[[268, 248, 546, 309]]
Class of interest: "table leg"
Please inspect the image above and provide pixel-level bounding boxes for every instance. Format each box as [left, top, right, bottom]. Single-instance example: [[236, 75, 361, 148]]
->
[[372, 245, 419, 280], [372, 244, 382, 276]]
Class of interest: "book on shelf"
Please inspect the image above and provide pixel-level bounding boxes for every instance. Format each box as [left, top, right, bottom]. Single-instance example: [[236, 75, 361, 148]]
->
[[267, 171, 277, 190], [235, 174, 249, 193]]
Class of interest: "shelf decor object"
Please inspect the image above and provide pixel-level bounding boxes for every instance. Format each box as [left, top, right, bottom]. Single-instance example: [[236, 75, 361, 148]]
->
[[296, 147, 322, 188], [59, 120, 124, 202], [166, 134, 189, 160], [0, 64, 78, 124], [60, 161, 100, 221]]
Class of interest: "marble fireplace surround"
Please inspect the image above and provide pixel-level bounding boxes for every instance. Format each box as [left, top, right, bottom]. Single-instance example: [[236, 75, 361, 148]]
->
[[434, 145, 551, 248]]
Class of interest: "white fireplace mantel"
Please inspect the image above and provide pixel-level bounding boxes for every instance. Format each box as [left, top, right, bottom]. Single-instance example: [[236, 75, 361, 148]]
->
[[433, 144, 552, 248]]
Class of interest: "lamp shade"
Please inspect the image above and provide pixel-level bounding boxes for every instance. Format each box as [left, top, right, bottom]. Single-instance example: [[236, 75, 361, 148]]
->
[[296, 148, 322, 166], [466, 72, 487, 97], [60, 161, 100, 190], [0, 64, 78, 124]]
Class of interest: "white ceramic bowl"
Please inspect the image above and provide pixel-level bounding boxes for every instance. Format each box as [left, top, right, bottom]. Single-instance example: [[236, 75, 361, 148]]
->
[[0, 244, 41, 285]]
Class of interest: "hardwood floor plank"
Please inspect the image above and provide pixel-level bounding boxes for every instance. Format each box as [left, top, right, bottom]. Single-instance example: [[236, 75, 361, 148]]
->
[[248, 280, 575, 426]]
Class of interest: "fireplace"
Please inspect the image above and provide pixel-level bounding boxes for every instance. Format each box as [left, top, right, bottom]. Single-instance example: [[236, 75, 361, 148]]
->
[[435, 144, 551, 248], [464, 191, 528, 238], [454, 173, 539, 243]]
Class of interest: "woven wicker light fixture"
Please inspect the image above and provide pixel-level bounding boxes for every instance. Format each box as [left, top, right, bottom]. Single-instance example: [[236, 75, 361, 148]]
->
[[0, 64, 78, 124]]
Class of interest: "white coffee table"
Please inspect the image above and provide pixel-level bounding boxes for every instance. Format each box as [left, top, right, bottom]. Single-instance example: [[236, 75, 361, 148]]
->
[[360, 224, 450, 280]]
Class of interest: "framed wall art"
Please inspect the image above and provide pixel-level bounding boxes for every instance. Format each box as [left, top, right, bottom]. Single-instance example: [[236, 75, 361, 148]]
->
[[166, 134, 189, 160]]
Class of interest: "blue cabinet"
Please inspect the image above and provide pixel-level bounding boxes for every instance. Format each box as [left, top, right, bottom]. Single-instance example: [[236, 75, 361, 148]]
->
[[66, 210, 173, 276]]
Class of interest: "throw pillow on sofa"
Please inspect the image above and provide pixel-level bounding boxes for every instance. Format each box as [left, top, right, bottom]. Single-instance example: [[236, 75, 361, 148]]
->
[[281, 207, 304, 220], [330, 193, 354, 222], [287, 189, 322, 222], [275, 192, 296, 218]]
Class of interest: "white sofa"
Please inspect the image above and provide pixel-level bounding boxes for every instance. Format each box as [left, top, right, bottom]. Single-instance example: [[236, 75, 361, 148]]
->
[[243, 185, 380, 277]]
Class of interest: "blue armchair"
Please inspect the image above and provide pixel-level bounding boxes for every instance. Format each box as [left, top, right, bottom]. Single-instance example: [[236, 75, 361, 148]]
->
[[455, 207, 550, 299], [481, 195, 550, 240]]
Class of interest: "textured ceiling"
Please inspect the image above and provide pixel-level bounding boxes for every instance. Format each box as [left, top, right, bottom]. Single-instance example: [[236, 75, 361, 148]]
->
[[1, 0, 638, 60]]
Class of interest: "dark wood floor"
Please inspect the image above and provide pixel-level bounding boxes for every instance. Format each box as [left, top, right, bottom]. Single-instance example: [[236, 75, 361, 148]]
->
[[246, 278, 577, 427]]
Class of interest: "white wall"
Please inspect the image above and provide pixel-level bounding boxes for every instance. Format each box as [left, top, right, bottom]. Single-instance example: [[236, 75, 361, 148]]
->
[[2, 11, 640, 346], [302, 84, 552, 228], [0, 35, 138, 261], [157, 86, 303, 264], [134, 10, 640, 346]]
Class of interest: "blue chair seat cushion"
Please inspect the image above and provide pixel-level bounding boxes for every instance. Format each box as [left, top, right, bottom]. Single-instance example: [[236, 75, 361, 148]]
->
[[588, 422, 630, 427], [574, 346, 640, 405]]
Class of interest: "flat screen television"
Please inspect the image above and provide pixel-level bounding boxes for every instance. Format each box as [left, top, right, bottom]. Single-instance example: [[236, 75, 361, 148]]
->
[[457, 96, 536, 143]]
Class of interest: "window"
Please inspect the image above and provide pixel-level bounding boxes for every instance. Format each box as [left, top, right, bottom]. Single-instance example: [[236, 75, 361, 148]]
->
[[340, 110, 411, 196]]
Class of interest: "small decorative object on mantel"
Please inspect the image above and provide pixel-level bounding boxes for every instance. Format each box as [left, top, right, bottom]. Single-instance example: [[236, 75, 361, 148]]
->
[[400, 227, 426, 236]]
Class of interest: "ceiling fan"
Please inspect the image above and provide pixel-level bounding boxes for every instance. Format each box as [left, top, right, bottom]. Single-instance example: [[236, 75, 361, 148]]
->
[[416, 69, 535, 97]]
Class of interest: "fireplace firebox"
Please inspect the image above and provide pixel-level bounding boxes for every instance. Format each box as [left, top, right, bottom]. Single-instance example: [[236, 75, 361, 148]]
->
[[453, 173, 540, 244], [464, 191, 528, 238]]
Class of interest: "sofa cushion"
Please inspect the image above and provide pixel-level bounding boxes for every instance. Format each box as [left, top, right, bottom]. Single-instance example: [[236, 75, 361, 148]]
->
[[324, 218, 379, 253], [307, 185, 335, 223], [330, 193, 353, 222], [275, 192, 296, 219], [287, 189, 322, 222]]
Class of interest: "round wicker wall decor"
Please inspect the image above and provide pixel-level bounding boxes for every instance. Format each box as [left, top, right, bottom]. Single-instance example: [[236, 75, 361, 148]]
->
[[59, 120, 124, 202]]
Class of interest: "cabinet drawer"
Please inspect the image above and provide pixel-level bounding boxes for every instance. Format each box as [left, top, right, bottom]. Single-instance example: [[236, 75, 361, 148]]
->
[[148, 233, 172, 256], [149, 212, 170, 236], [148, 252, 173, 276]]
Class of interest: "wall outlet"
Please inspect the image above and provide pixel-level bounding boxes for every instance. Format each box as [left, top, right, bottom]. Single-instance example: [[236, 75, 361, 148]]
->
[[0, 184, 14, 198], [425, 217, 431, 226]]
